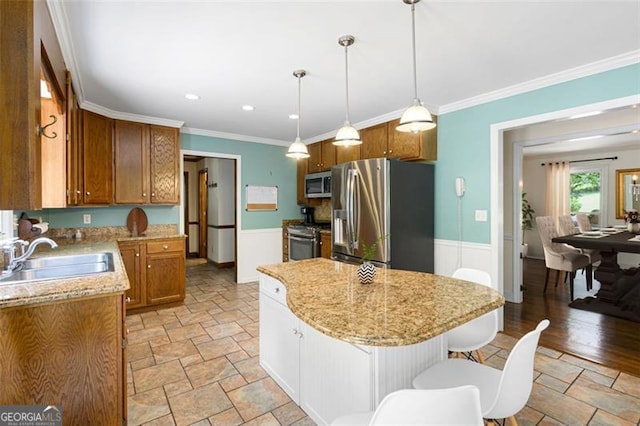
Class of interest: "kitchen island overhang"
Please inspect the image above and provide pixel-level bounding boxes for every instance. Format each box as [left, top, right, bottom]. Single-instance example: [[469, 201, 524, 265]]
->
[[257, 258, 505, 346], [257, 258, 505, 425]]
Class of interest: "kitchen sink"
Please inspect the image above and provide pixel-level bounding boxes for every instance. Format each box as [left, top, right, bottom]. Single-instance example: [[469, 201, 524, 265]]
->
[[0, 252, 114, 285]]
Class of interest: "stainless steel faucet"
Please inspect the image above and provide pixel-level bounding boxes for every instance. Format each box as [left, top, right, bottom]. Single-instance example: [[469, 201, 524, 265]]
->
[[1, 237, 58, 274]]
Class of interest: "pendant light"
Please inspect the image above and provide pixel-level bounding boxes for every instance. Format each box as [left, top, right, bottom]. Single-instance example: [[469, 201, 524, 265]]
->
[[333, 35, 361, 147], [397, 0, 436, 133], [286, 70, 310, 159]]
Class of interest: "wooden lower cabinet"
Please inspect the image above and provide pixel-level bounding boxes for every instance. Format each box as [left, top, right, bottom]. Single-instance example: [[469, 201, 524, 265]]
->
[[119, 237, 186, 312], [320, 232, 331, 259], [0, 294, 126, 425]]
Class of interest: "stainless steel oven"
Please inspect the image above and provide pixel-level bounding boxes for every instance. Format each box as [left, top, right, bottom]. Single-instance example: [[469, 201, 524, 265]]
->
[[288, 225, 321, 260]]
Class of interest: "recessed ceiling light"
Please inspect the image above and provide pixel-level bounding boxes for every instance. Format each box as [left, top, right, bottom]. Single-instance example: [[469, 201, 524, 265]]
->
[[185, 93, 200, 100], [242, 105, 255, 111], [568, 111, 602, 120], [289, 114, 299, 120]]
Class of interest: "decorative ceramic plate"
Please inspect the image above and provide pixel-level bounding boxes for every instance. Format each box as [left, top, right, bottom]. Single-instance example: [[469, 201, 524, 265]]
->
[[613, 225, 627, 229], [600, 228, 616, 233], [582, 231, 601, 236]]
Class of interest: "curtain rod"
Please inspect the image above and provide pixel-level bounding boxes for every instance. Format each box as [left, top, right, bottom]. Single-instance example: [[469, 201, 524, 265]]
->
[[540, 156, 618, 166]]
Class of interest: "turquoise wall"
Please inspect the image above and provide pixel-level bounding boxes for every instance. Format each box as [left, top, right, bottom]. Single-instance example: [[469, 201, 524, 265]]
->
[[436, 64, 640, 243], [181, 134, 299, 229], [33, 135, 299, 230]]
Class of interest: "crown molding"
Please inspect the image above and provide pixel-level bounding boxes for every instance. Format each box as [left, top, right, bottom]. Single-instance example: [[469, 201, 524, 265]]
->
[[439, 50, 640, 115], [46, 0, 85, 102], [181, 127, 290, 147], [81, 101, 184, 128]]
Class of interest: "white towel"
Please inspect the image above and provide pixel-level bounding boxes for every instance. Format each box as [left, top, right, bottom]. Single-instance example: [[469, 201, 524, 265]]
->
[[32, 222, 49, 234]]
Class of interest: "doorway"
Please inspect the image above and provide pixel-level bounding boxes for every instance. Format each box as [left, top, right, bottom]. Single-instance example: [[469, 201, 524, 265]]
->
[[182, 151, 239, 283]]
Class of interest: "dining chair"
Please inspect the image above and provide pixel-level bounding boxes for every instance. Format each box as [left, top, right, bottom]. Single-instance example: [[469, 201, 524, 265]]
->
[[536, 216, 592, 300], [557, 215, 601, 270], [446, 268, 498, 363], [331, 386, 484, 425], [413, 319, 550, 426], [575, 213, 592, 233]]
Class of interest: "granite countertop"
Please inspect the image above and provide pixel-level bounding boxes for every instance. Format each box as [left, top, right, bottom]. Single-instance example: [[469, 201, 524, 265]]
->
[[0, 230, 185, 309], [257, 258, 505, 346]]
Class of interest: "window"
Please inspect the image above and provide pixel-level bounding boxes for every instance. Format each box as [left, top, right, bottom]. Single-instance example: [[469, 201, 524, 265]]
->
[[570, 167, 604, 228]]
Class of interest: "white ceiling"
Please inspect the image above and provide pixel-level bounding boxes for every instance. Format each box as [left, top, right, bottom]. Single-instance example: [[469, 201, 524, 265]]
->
[[51, 0, 640, 145]]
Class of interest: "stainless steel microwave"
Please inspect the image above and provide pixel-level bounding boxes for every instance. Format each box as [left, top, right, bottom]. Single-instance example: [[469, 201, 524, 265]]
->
[[304, 171, 331, 198]]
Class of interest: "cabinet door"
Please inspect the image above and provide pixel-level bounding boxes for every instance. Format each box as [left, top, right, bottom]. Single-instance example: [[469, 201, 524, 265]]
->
[[146, 240, 185, 305], [299, 321, 373, 424], [335, 144, 361, 165], [259, 293, 301, 403], [360, 123, 388, 159], [115, 120, 149, 204], [321, 139, 336, 171], [82, 110, 113, 205], [40, 97, 66, 208], [320, 232, 331, 259], [307, 143, 322, 173], [66, 74, 81, 206], [149, 125, 180, 204], [118, 241, 145, 309]]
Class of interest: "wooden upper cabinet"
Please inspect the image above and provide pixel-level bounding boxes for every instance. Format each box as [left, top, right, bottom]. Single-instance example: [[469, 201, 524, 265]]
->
[[0, 0, 66, 209], [114, 120, 150, 204], [66, 73, 81, 206], [149, 125, 180, 204], [307, 143, 322, 173], [82, 110, 113, 205], [307, 139, 336, 173], [114, 122, 179, 205], [297, 159, 307, 205], [387, 116, 438, 161], [360, 123, 388, 159], [336, 143, 361, 164]]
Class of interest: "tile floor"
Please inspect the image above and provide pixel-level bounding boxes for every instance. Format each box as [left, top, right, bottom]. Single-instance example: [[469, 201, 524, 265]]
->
[[126, 264, 640, 426]]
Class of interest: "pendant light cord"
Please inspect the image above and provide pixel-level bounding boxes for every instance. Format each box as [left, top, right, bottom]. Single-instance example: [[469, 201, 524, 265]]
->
[[344, 44, 351, 123], [411, 2, 418, 101], [296, 74, 301, 139]]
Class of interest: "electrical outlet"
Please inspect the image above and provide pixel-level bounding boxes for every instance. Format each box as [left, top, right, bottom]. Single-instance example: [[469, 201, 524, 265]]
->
[[475, 210, 488, 222], [83, 214, 91, 224]]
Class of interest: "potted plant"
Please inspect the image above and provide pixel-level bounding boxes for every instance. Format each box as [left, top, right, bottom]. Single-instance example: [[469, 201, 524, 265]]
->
[[521, 193, 535, 258], [357, 235, 386, 284]]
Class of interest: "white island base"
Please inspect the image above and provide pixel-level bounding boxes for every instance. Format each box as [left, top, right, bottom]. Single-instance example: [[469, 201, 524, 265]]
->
[[259, 273, 446, 425]]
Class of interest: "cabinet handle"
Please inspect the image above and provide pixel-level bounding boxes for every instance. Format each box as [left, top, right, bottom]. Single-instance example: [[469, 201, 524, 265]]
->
[[383, 151, 387, 154], [143, 193, 147, 197], [163, 245, 168, 250], [76, 190, 81, 194], [135, 253, 140, 257], [293, 329, 298, 335], [298, 332, 303, 339], [275, 287, 280, 293], [86, 191, 91, 195], [151, 192, 155, 197], [126, 297, 131, 303], [147, 265, 151, 269], [389, 150, 393, 154]]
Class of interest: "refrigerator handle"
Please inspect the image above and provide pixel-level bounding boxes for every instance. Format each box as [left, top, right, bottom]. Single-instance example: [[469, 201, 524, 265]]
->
[[347, 168, 358, 250]]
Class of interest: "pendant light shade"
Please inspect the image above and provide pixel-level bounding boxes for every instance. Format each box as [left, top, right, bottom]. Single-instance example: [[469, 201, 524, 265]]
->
[[397, 0, 436, 133], [333, 35, 361, 147], [286, 70, 310, 159]]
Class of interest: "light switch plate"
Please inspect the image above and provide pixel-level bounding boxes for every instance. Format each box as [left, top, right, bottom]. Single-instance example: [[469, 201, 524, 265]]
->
[[475, 210, 488, 222], [83, 214, 91, 224]]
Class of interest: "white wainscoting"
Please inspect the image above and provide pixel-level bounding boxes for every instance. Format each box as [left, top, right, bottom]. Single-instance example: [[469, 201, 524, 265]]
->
[[237, 228, 283, 284], [434, 239, 493, 279]]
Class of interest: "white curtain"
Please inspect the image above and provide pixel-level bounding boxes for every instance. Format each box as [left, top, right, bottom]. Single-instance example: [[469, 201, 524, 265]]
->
[[545, 162, 570, 219]]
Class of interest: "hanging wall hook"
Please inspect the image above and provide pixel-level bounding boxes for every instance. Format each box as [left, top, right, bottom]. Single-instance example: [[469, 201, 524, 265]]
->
[[38, 115, 58, 139]]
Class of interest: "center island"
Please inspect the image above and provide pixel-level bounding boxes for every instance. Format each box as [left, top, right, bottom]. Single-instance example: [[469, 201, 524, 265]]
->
[[257, 258, 504, 425]]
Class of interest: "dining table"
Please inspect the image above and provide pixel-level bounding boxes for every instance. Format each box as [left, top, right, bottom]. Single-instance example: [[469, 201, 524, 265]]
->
[[552, 229, 640, 322]]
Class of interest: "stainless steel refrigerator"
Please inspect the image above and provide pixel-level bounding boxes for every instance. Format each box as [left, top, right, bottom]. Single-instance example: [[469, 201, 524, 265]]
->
[[331, 158, 434, 272]]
